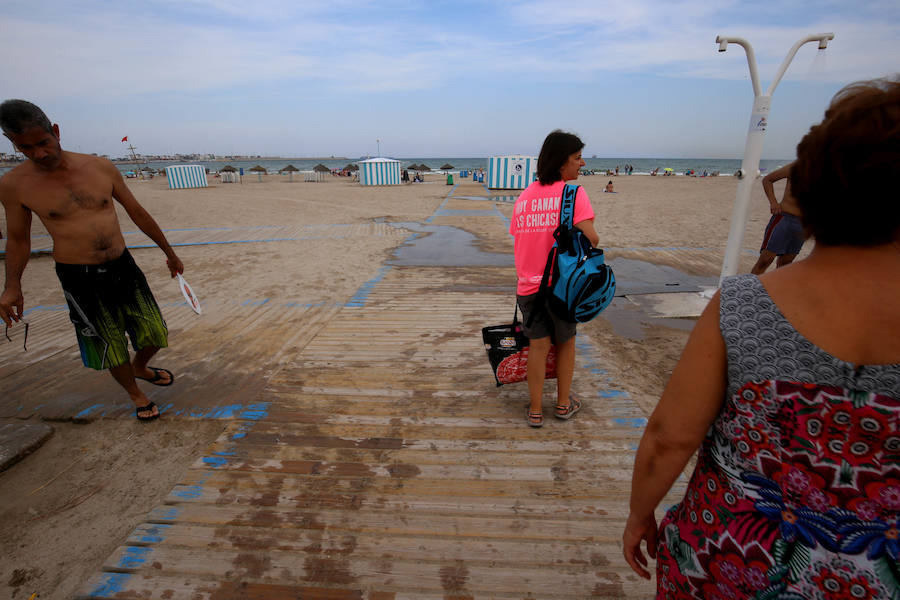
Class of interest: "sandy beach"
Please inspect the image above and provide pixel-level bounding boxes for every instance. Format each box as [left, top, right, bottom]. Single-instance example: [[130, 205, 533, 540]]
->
[[0, 170, 806, 599]]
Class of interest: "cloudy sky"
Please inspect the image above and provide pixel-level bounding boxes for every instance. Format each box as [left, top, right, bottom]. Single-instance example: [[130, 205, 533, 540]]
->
[[2, 0, 897, 159]]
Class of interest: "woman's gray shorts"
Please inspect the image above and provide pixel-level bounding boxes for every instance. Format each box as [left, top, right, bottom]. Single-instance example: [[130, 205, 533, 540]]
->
[[516, 292, 577, 344]]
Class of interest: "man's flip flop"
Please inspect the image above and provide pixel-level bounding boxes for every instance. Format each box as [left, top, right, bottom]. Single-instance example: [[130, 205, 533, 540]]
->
[[136, 367, 174, 387], [136, 401, 160, 422]]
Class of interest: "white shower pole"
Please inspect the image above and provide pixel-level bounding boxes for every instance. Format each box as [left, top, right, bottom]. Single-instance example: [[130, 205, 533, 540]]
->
[[716, 33, 834, 284]]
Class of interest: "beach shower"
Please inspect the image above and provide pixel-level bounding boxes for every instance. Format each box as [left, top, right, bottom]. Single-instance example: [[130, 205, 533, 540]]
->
[[716, 32, 834, 284]]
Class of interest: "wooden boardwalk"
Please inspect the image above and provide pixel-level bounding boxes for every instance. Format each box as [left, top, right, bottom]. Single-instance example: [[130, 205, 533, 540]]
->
[[46, 180, 687, 598]]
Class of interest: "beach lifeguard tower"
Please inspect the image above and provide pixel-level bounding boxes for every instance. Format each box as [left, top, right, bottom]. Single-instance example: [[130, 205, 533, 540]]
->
[[359, 158, 401, 186], [487, 155, 536, 190]]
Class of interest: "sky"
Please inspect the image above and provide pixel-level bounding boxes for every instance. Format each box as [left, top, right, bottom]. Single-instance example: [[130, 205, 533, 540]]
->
[[1, 0, 898, 160]]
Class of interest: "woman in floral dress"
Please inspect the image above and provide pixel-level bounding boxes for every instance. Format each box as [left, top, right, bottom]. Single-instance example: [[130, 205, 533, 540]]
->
[[624, 78, 900, 599]]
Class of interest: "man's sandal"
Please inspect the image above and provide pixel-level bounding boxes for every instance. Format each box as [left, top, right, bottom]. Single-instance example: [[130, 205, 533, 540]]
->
[[555, 395, 582, 420], [136, 401, 160, 422], [136, 367, 174, 387], [526, 409, 544, 428]]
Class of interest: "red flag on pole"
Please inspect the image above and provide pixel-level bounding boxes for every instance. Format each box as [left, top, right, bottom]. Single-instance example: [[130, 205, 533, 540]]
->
[[121, 136, 128, 142]]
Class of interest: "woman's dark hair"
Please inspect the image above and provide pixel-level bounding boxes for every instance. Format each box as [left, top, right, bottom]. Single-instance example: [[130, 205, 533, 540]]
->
[[537, 130, 584, 185], [792, 78, 900, 246], [0, 99, 53, 136]]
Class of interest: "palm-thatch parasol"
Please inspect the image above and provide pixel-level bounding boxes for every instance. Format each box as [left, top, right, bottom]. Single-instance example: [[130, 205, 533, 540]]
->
[[406, 163, 419, 170], [312, 163, 330, 182], [440, 163, 454, 172], [249, 164, 267, 182], [344, 163, 358, 172], [220, 165, 237, 172], [282, 164, 299, 181], [418, 163, 431, 171]]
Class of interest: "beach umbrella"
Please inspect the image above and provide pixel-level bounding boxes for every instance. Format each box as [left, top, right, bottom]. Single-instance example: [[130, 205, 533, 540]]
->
[[440, 163, 454, 172], [313, 163, 330, 182], [249, 164, 267, 182], [407, 163, 419, 170], [282, 164, 299, 182], [419, 163, 431, 171], [344, 163, 358, 172], [220, 165, 237, 172]]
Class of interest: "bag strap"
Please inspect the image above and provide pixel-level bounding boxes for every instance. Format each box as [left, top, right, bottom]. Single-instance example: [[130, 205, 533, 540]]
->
[[560, 183, 579, 231]]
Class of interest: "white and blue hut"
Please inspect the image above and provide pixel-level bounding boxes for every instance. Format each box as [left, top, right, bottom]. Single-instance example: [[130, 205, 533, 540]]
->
[[359, 158, 401, 186], [165, 165, 208, 190], [487, 155, 537, 190]]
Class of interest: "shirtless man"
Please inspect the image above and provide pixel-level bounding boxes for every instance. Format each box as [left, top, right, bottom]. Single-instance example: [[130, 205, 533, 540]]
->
[[750, 162, 807, 275], [0, 99, 183, 421]]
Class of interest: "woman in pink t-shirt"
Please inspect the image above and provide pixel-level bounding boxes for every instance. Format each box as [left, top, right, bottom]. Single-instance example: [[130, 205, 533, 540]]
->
[[509, 130, 599, 427]]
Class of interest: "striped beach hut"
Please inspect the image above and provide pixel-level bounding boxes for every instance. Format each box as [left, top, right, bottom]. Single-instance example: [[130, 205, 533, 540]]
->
[[359, 158, 401, 186], [165, 165, 208, 190], [487, 155, 537, 190]]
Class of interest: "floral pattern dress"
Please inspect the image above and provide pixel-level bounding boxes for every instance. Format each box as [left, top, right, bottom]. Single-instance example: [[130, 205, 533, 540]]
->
[[656, 275, 900, 599]]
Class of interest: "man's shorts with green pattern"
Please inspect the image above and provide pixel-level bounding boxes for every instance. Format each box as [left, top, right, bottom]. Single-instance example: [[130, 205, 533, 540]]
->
[[55, 249, 168, 370]]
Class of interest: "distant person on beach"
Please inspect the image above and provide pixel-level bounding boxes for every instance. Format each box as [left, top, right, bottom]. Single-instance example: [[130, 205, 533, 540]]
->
[[605, 180, 614, 193], [509, 130, 599, 427], [750, 161, 806, 274], [623, 78, 900, 598], [0, 99, 183, 422]]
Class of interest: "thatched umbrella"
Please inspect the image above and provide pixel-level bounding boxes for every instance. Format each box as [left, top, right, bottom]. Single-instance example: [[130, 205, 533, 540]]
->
[[406, 163, 419, 170], [419, 163, 431, 171], [220, 165, 237, 172], [249, 164, 267, 182], [440, 163, 454, 172], [282, 164, 299, 182], [313, 163, 330, 182], [343, 163, 358, 172]]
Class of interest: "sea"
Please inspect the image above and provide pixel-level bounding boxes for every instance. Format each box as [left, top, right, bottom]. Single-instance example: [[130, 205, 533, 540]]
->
[[0, 157, 792, 178]]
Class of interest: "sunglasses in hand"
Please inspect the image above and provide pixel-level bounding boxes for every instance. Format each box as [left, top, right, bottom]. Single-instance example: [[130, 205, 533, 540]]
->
[[4, 319, 29, 352]]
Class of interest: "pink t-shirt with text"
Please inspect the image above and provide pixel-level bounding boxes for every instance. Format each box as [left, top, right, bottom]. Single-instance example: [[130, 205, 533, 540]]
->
[[509, 180, 595, 295]]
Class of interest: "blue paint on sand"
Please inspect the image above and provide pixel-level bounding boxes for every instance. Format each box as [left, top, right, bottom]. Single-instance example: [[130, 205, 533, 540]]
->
[[89, 573, 131, 596], [613, 416, 648, 428], [75, 404, 105, 419], [241, 298, 271, 306], [152, 507, 181, 521], [347, 265, 392, 307], [202, 455, 228, 467], [137, 524, 171, 544], [171, 484, 204, 499], [118, 546, 152, 569]]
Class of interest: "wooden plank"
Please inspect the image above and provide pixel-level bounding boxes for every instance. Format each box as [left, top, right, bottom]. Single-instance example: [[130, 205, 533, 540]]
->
[[123, 521, 620, 564], [169, 467, 637, 499], [164, 486, 619, 518], [96, 544, 635, 598], [196, 440, 637, 468], [76, 571, 652, 600], [143, 503, 626, 542]]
